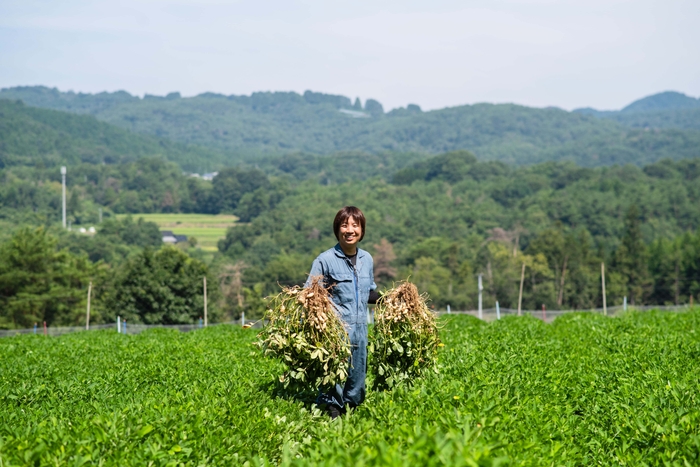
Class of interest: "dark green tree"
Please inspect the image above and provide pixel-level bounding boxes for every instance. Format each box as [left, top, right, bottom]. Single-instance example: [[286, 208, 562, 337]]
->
[[67, 189, 82, 217], [526, 226, 600, 309], [649, 236, 678, 305], [612, 205, 652, 305], [211, 168, 269, 213], [106, 246, 218, 324], [650, 231, 700, 305], [55, 216, 162, 264], [98, 216, 162, 248], [364, 98, 384, 116], [0, 227, 97, 329]]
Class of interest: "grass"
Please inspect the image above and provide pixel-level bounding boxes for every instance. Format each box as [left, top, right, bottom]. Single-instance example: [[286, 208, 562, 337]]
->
[[116, 213, 238, 252], [1, 310, 700, 465]]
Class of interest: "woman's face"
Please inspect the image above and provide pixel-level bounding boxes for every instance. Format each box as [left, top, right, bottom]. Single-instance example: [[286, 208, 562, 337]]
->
[[338, 216, 362, 253]]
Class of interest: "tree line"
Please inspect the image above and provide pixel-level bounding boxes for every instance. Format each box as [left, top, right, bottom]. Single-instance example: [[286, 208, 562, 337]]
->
[[3, 88, 700, 168], [0, 99, 226, 172], [2, 151, 700, 328], [0, 157, 277, 226], [217, 152, 700, 318], [0, 222, 219, 329]]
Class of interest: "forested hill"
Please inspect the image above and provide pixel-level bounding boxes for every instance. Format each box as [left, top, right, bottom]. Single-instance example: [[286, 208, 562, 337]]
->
[[3, 86, 700, 168], [0, 98, 227, 172], [574, 91, 700, 130], [219, 154, 700, 311]]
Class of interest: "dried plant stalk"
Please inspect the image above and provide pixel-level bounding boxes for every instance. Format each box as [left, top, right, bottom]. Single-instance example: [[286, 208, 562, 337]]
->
[[257, 276, 351, 391], [370, 281, 440, 390]]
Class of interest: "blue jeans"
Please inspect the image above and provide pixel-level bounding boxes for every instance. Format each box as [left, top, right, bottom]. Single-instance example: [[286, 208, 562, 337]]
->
[[318, 323, 367, 409]]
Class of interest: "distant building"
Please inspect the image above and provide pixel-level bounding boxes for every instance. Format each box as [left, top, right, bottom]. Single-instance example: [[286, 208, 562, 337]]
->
[[339, 108, 370, 118], [188, 172, 218, 181], [161, 231, 178, 244], [161, 230, 188, 244], [76, 226, 96, 235]]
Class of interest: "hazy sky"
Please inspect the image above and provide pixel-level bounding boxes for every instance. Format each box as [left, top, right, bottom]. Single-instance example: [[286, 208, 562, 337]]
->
[[1, 0, 698, 111]]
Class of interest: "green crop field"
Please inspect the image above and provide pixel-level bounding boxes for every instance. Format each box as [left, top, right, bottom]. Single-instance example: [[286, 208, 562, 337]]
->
[[2, 311, 700, 466], [116, 213, 238, 252]]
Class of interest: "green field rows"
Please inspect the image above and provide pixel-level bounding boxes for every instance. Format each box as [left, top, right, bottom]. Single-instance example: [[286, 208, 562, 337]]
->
[[116, 213, 238, 252], [1, 311, 699, 465]]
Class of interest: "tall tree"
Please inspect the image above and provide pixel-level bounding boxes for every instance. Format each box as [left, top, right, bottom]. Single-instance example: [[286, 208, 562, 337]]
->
[[0, 227, 96, 329], [612, 205, 652, 305], [211, 168, 269, 213], [105, 246, 218, 324]]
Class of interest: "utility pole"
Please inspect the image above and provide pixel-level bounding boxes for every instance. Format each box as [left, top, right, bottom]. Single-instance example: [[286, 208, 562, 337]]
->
[[99, 207, 103, 223], [601, 262, 607, 316], [203, 276, 208, 327], [478, 274, 483, 320], [85, 281, 92, 330], [518, 263, 525, 316], [61, 166, 67, 229]]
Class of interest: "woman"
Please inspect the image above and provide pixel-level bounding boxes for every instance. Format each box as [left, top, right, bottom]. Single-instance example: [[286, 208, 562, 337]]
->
[[306, 206, 379, 419]]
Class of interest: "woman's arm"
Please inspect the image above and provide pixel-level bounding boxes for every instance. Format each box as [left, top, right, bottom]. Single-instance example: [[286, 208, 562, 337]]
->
[[368, 255, 378, 303], [305, 257, 325, 288]]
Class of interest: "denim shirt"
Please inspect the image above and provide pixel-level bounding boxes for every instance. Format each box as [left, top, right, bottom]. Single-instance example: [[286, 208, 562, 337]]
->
[[306, 244, 377, 325]]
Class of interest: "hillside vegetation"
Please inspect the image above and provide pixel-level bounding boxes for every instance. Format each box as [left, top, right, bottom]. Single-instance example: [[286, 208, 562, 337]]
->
[[3, 86, 700, 166], [0, 99, 227, 171], [575, 91, 700, 130], [4, 148, 700, 323], [217, 152, 700, 314], [3, 85, 700, 328], [605, 108, 700, 131]]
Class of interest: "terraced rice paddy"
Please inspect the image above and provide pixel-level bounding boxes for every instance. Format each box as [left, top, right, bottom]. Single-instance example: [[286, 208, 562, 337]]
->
[[116, 213, 238, 252]]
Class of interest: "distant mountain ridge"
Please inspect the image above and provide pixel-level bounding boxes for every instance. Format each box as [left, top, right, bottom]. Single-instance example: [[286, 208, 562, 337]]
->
[[573, 91, 700, 130], [0, 99, 226, 171], [2, 86, 700, 168], [575, 91, 700, 115], [0, 86, 381, 116], [621, 91, 700, 113]]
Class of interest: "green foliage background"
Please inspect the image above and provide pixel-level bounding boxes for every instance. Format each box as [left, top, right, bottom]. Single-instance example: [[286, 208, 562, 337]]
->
[[2, 88, 700, 328], [102, 246, 219, 325], [219, 154, 700, 316], [0, 221, 215, 329], [2, 87, 700, 167], [0, 99, 227, 172]]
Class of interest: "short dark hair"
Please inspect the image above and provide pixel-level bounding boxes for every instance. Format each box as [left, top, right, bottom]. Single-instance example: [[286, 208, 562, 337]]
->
[[333, 206, 366, 242]]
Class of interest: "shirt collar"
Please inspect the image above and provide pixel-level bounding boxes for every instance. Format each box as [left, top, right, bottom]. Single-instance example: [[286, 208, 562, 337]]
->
[[333, 243, 366, 259]]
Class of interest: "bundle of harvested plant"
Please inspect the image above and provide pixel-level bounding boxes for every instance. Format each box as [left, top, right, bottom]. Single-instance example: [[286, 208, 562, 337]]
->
[[258, 276, 351, 391], [370, 281, 440, 390]]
